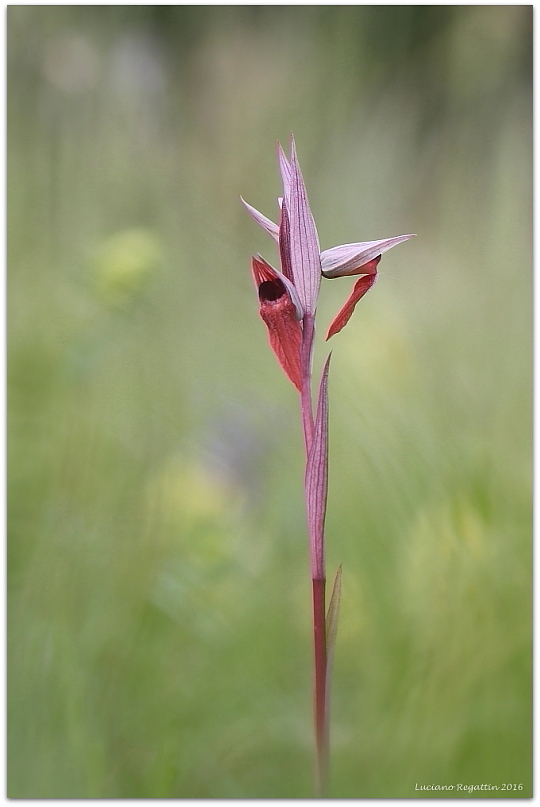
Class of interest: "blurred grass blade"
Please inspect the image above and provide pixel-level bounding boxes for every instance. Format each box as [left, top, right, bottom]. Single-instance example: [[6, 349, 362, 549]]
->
[[326, 563, 342, 681]]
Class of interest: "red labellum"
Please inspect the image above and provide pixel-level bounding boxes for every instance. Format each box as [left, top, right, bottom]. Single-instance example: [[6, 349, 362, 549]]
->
[[252, 256, 303, 391]]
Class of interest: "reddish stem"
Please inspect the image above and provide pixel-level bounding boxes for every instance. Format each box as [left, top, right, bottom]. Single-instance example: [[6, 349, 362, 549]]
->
[[312, 576, 328, 796]]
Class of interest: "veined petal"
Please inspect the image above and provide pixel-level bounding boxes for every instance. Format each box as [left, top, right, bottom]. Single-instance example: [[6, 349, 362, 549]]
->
[[326, 272, 377, 340], [278, 142, 292, 196], [252, 256, 303, 391], [241, 197, 279, 242], [321, 234, 415, 278], [278, 198, 294, 283], [287, 137, 322, 314], [305, 354, 331, 580]]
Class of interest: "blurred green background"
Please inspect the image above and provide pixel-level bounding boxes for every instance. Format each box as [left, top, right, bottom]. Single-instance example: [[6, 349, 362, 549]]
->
[[8, 6, 532, 798]]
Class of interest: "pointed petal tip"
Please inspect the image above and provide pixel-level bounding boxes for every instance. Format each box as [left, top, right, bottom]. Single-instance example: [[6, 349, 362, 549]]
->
[[242, 197, 280, 242], [278, 143, 292, 197], [289, 133, 298, 160], [286, 139, 321, 314]]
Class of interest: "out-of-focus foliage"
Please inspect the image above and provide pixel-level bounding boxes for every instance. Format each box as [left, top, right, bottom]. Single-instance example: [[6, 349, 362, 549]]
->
[[8, 6, 531, 798]]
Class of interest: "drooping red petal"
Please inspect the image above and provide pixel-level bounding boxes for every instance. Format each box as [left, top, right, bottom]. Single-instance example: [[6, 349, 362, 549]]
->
[[252, 256, 303, 391], [326, 272, 377, 340]]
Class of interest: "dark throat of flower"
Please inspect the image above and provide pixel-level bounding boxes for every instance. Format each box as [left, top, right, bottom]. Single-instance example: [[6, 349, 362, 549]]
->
[[258, 278, 285, 302]]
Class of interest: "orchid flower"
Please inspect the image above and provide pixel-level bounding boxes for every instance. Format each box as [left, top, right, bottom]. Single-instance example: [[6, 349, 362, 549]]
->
[[242, 149, 414, 342], [243, 137, 414, 796]]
